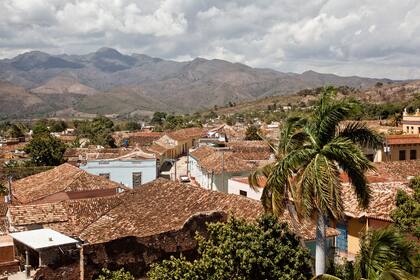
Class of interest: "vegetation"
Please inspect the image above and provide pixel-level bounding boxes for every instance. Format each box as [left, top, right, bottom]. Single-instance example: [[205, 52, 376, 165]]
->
[[244, 125, 263, 140], [96, 268, 134, 280], [391, 176, 420, 240], [250, 87, 383, 275], [354, 227, 419, 280], [24, 133, 66, 166], [0, 122, 26, 138], [74, 116, 116, 147], [148, 215, 312, 280], [150, 111, 202, 131]]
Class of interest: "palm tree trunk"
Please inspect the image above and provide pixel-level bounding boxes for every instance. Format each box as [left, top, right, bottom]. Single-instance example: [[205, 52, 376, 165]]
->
[[315, 212, 326, 276]]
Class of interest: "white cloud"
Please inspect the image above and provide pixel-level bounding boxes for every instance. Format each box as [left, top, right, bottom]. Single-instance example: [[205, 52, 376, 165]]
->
[[0, 0, 420, 79]]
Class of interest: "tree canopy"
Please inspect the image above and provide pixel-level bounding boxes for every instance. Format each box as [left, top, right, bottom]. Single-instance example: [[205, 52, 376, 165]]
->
[[148, 215, 312, 280], [391, 176, 420, 240], [244, 125, 263, 140], [74, 116, 116, 147], [24, 133, 66, 166]]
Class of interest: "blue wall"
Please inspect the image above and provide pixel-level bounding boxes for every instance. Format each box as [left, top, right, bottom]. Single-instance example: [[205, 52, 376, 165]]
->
[[80, 159, 157, 188]]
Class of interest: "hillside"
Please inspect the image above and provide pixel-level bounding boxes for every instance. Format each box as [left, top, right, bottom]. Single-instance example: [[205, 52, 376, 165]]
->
[[213, 82, 420, 115], [0, 48, 402, 118]]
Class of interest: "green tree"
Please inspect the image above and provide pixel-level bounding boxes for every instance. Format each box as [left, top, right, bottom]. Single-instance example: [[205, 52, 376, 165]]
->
[[32, 121, 49, 135], [266, 87, 382, 275], [244, 125, 262, 140], [75, 116, 115, 147], [96, 268, 134, 280], [354, 227, 419, 280], [391, 177, 420, 240], [148, 215, 312, 280], [48, 120, 67, 132], [24, 133, 66, 166], [151, 112, 167, 125], [124, 121, 141, 131]]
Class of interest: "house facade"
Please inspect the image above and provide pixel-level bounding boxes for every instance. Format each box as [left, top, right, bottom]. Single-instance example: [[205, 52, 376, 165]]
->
[[402, 108, 420, 134], [65, 148, 158, 189], [152, 128, 205, 161], [376, 135, 420, 161], [189, 146, 259, 193], [227, 177, 263, 199], [80, 159, 157, 188]]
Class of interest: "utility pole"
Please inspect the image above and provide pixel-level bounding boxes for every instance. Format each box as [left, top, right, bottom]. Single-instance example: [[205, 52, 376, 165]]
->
[[174, 159, 177, 181], [221, 150, 225, 192]]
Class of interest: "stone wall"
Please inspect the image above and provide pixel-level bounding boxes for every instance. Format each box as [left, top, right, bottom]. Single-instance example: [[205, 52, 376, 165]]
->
[[34, 211, 227, 280]]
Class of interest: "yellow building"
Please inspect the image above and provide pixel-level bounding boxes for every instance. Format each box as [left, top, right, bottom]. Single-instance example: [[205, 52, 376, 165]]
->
[[148, 128, 205, 162], [378, 135, 420, 161], [337, 181, 412, 259], [402, 108, 420, 134]]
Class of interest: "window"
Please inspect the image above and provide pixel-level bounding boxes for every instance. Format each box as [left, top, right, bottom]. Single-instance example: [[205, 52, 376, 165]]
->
[[418, 127, 420, 134], [99, 173, 110, 179], [239, 190, 247, 197], [132, 172, 142, 188], [410, 150, 417, 160], [366, 154, 374, 162], [399, 150, 406, 161]]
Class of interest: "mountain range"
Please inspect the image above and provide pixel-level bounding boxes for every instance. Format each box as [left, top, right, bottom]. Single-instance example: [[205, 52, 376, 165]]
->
[[0, 47, 399, 118]]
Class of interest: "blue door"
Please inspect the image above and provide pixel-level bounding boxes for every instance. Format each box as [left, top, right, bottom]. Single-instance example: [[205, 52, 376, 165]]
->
[[336, 222, 348, 253]]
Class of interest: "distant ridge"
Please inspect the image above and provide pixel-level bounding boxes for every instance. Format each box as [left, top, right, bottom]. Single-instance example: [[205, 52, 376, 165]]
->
[[0, 48, 400, 118]]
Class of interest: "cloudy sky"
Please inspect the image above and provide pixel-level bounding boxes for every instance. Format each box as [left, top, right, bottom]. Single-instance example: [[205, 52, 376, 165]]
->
[[1, 0, 420, 79]]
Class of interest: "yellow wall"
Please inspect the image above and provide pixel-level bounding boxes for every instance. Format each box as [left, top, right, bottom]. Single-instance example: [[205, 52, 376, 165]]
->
[[388, 144, 420, 161], [347, 218, 366, 255]]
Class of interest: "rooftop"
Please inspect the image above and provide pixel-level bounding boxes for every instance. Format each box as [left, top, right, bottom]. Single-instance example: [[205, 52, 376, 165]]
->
[[166, 127, 206, 141], [190, 147, 258, 174], [11, 163, 125, 204], [8, 179, 338, 243], [10, 229, 78, 250], [386, 134, 420, 145], [342, 181, 412, 221]]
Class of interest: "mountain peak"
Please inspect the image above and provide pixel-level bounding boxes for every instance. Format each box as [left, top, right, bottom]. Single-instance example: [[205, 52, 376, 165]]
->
[[95, 47, 122, 56]]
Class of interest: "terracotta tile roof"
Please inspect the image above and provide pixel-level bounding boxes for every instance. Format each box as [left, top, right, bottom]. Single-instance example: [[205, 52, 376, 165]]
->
[[9, 195, 124, 237], [189, 146, 214, 161], [11, 163, 124, 205], [226, 141, 272, 161], [78, 179, 337, 243], [372, 160, 420, 182], [9, 203, 68, 225], [342, 182, 412, 222], [8, 179, 337, 243], [145, 143, 169, 155], [386, 135, 420, 145], [166, 128, 206, 141], [190, 147, 257, 174]]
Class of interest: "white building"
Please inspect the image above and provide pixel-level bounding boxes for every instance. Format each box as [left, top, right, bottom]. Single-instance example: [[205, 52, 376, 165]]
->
[[79, 149, 157, 189], [228, 177, 264, 200]]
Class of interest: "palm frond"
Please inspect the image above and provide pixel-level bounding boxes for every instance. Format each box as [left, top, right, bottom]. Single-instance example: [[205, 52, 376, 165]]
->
[[321, 136, 374, 208], [355, 227, 419, 280], [312, 87, 355, 145], [339, 121, 384, 149]]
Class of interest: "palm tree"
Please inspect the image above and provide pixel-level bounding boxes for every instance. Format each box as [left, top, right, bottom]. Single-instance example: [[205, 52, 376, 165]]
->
[[263, 87, 383, 276], [354, 227, 419, 280], [313, 227, 419, 280], [249, 116, 307, 214]]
